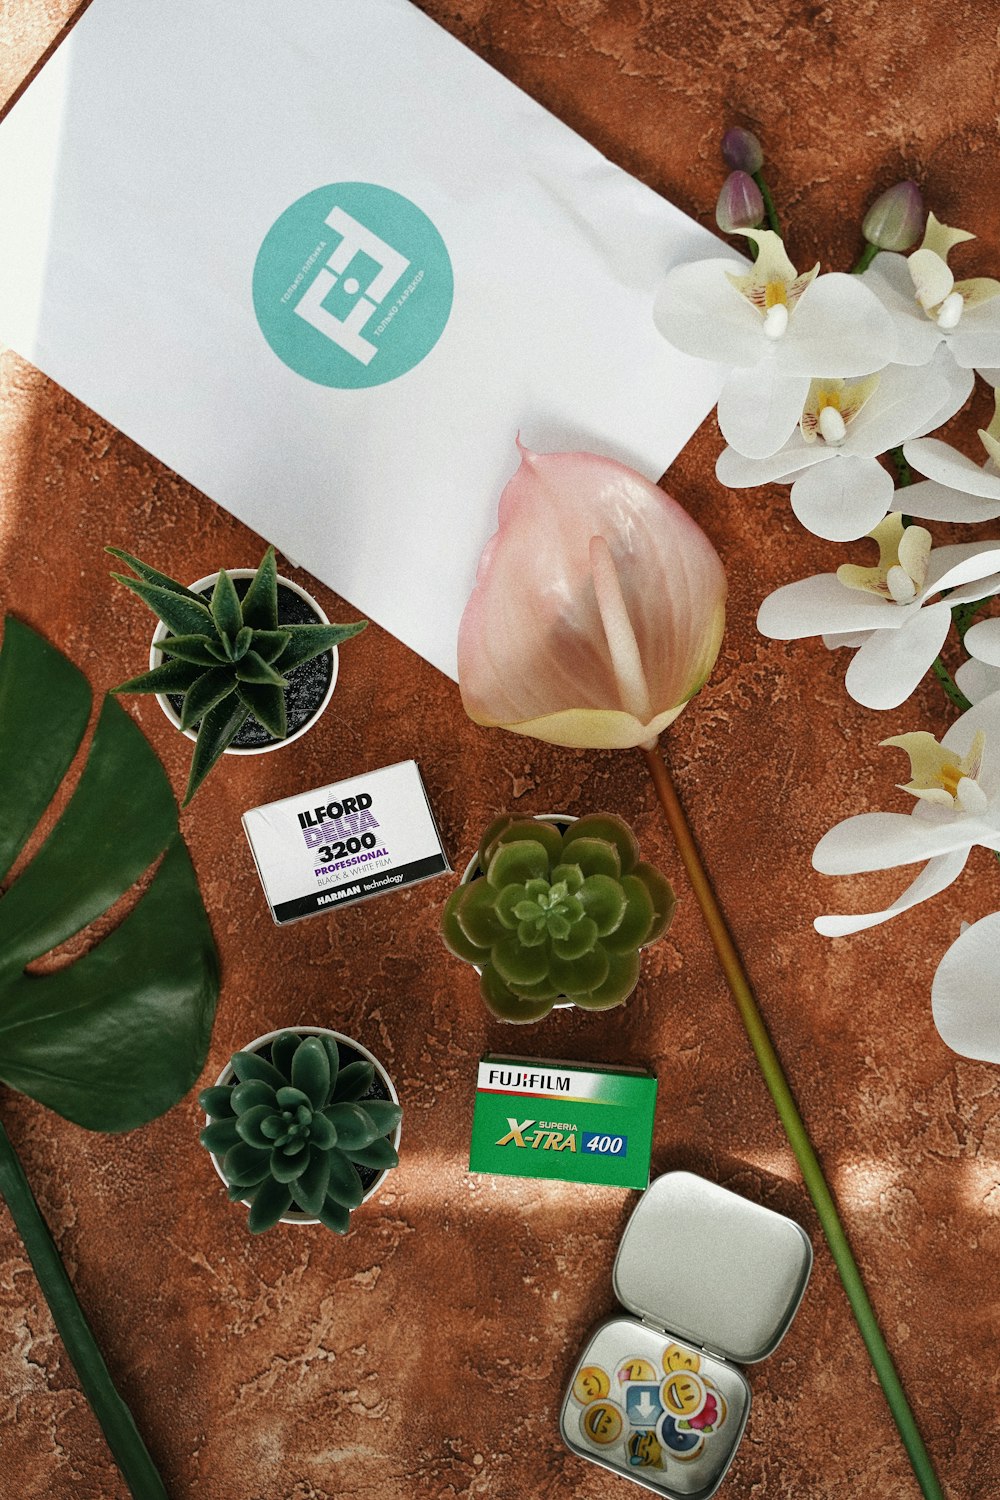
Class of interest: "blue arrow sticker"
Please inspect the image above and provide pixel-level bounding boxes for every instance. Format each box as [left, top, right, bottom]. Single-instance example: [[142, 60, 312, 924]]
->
[[625, 1384, 664, 1427]]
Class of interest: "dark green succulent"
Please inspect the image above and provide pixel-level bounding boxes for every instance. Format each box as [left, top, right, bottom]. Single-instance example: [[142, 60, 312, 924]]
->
[[441, 813, 675, 1023], [199, 1033, 401, 1234], [109, 545, 366, 804]]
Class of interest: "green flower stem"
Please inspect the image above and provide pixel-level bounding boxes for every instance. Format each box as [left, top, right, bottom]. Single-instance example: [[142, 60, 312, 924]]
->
[[850, 242, 881, 275], [890, 445, 913, 488], [929, 655, 973, 713], [952, 595, 994, 643], [752, 170, 780, 236], [643, 745, 945, 1500], [0, 1116, 167, 1500]]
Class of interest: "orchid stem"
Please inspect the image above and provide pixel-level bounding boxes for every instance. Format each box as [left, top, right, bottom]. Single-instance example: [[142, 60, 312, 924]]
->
[[0, 1115, 167, 1499], [952, 595, 994, 643], [851, 242, 881, 275], [641, 744, 945, 1500], [929, 655, 972, 713], [752, 171, 780, 236], [890, 445, 913, 489]]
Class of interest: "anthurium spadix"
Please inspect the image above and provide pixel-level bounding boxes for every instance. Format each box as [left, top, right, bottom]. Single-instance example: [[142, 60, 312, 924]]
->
[[716, 354, 972, 542], [813, 693, 1000, 938], [653, 229, 897, 459], [757, 516, 1000, 709], [457, 445, 726, 750], [863, 212, 1000, 369]]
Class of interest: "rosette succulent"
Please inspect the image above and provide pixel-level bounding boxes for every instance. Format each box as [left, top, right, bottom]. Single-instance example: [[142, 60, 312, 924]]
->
[[442, 813, 675, 1022], [109, 545, 366, 803], [199, 1033, 401, 1234]]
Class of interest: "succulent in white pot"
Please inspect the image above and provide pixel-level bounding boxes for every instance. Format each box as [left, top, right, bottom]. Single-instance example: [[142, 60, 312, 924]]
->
[[109, 544, 366, 803], [199, 1027, 401, 1233]]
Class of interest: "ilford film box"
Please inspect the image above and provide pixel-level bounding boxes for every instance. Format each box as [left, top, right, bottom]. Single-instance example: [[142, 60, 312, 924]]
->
[[242, 759, 450, 925], [470, 1056, 658, 1190]]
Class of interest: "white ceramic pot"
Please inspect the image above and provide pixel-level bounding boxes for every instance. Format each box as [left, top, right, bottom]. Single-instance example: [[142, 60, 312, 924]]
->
[[149, 568, 339, 755], [207, 1026, 401, 1226]]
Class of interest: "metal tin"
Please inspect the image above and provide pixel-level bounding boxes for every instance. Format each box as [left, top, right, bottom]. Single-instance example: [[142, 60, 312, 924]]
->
[[560, 1172, 812, 1498]]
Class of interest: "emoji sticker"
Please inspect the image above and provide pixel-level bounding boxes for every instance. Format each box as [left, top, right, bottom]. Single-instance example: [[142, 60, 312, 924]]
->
[[626, 1430, 664, 1470], [661, 1370, 708, 1420], [572, 1365, 611, 1406], [663, 1342, 701, 1375], [686, 1387, 727, 1434], [657, 1413, 705, 1461], [624, 1383, 664, 1428], [581, 1401, 625, 1448], [617, 1357, 657, 1384]]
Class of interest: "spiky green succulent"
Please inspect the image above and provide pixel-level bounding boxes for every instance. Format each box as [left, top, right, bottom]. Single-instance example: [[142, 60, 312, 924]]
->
[[441, 813, 675, 1023], [199, 1033, 401, 1234], [109, 545, 366, 804]]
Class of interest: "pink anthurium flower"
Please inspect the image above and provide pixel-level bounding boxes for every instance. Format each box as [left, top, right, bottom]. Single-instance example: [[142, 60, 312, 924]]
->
[[457, 444, 727, 750]]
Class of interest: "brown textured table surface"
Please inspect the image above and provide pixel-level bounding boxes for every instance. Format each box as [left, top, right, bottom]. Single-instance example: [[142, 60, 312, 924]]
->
[[1, 3, 998, 1498]]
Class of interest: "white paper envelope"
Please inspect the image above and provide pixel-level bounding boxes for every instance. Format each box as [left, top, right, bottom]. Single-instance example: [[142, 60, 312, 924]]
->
[[0, 0, 725, 678]]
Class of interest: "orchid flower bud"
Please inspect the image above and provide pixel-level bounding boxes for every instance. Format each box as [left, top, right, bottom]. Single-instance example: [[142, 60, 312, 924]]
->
[[721, 126, 763, 175], [861, 179, 924, 251], [457, 445, 727, 750], [715, 171, 765, 234]]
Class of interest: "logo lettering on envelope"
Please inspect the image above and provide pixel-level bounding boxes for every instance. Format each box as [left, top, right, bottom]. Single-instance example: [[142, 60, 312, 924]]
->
[[253, 182, 453, 388]]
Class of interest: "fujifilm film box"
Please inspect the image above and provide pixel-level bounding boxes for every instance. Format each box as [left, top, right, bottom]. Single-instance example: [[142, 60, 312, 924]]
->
[[243, 759, 450, 925], [470, 1055, 657, 1190]]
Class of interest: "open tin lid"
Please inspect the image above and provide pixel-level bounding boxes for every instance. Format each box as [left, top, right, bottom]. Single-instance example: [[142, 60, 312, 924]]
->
[[612, 1172, 812, 1364]]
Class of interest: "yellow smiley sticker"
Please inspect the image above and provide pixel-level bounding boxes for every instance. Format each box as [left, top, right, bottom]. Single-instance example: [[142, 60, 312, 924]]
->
[[581, 1401, 625, 1447], [626, 1430, 664, 1470], [572, 1365, 611, 1405], [661, 1371, 708, 1420], [617, 1357, 657, 1384], [662, 1342, 701, 1375]]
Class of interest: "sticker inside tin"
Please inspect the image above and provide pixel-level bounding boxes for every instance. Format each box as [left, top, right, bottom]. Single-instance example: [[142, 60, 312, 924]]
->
[[560, 1317, 749, 1498], [613, 1172, 813, 1364]]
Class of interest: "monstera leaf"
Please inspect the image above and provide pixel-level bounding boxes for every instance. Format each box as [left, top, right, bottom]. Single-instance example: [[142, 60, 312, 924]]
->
[[0, 615, 220, 1500], [0, 616, 218, 1128]]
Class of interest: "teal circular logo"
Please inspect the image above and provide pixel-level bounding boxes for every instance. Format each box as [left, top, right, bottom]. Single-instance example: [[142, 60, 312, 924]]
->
[[253, 183, 453, 388]]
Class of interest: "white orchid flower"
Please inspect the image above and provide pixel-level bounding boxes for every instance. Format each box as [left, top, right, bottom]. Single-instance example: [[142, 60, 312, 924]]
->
[[716, 354, 972, 541], [757, 515, 1000, 709], [654, 229, 896, 460], [813, 692, 1000, 937], [901, 389, 1000, 523], [932, 912, 1000, 1063], [863, 212, 1000, 369], [955, 616, 1000, 707], [979, 367, 1000, 387]]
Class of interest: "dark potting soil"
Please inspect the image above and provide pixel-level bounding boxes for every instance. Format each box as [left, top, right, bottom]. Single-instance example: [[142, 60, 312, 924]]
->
[[166, 578, 333, 749]]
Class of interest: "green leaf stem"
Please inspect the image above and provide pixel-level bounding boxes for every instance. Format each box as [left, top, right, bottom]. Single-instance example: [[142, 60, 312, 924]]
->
[[0, 1119, 168, 1500], [643, 745, 945, 1500]]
